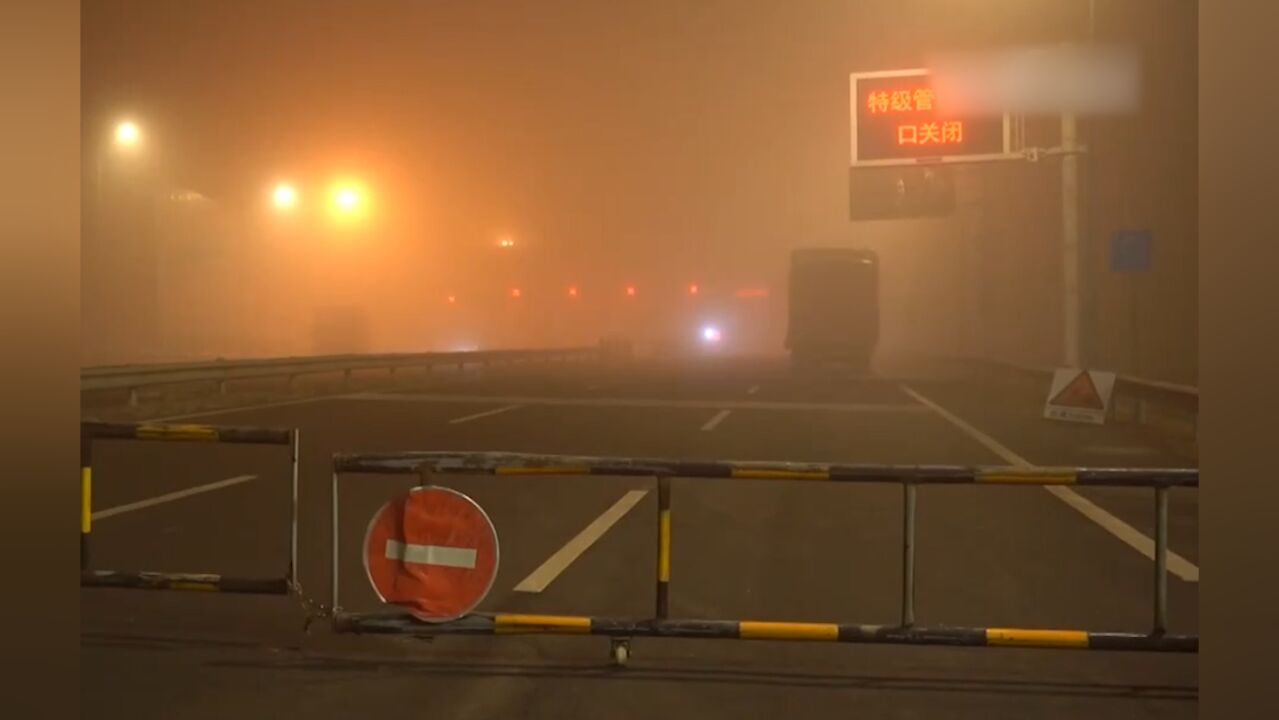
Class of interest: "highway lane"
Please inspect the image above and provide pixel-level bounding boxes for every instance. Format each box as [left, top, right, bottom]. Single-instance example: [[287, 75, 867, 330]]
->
[[81, 357, 1198, 718]]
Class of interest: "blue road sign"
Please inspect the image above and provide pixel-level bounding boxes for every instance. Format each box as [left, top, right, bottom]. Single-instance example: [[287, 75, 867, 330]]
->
[[1111, 230, 1152, 273]]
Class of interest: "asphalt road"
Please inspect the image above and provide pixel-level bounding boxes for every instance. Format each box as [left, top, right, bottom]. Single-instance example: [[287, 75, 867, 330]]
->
[[80, 356, 1198, 718]]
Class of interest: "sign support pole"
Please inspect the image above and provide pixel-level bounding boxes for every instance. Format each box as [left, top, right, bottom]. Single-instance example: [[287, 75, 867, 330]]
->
[[1130, 273, 1140, 375], [1061, 110, 1082, 369], [1060, 3, 1097, 370]]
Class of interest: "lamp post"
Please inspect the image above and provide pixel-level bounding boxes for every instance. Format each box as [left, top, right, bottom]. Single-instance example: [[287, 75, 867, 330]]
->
[[94, 120, 143, 215]]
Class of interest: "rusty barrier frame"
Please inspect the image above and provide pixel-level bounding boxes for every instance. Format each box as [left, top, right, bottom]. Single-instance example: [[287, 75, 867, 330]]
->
[[327, 451, 1197, 661], [80, 421, 299, 595]]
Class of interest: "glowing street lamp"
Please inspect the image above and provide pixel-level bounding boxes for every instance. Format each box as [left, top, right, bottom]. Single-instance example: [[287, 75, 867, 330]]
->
[[272, 183, 298, 211], [114, 121, 141, 148], [327, 181, 368, 223], [334, 187, 360, 212], [94, 118, 147, 213]]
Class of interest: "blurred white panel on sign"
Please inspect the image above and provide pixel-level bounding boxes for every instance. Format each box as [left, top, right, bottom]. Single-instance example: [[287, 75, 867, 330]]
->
[[929, 45, 1140, 116]]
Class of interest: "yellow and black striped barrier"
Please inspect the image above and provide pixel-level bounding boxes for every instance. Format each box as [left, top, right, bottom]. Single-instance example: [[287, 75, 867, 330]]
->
[[655, 475, 671, 619], [327, 449, 1199, 660], [79, 420, 299, 597], [83, 421, 292, 446], [333, 451, 1198, 489], [81, 570, 290, 594], [80, 426, 93, 571], [332, 612, 1197, 653]]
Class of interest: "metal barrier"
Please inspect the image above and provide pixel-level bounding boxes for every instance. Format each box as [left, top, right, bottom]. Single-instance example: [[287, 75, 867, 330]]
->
[[328, 451, 1198, 662], [79, 421, 299, 595], [82, 346, 598, 407]]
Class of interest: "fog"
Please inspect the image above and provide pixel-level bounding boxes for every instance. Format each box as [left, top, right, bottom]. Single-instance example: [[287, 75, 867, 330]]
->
[[81, 0, 1197, 383]]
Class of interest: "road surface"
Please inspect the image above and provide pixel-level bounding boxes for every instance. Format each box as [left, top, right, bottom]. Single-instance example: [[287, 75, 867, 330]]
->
[[80, 356, 1198, 718]]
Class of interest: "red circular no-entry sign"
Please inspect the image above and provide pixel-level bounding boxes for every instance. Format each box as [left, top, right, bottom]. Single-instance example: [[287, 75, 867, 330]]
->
[[363, 486, 500, 622]]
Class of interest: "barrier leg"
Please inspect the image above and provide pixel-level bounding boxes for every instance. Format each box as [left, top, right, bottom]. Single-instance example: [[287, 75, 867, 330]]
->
[[80, 431, 92, 571], [1154, 487, 1169, 634], [331, 470, 341, 613], [289, 429, 300, 593], [656, 475, 671, 619], [613, 475, 672, 667], [901, 483, 917, 628]]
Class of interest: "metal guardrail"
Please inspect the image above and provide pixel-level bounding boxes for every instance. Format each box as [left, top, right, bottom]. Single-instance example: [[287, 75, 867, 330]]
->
[[328, 451, 1198, 663], [81, 346, 598, 406], [79, 421, 299, 596]]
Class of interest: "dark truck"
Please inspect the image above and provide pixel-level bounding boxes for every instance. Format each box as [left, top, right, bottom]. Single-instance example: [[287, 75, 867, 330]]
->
[[784, 247, 879, 371]]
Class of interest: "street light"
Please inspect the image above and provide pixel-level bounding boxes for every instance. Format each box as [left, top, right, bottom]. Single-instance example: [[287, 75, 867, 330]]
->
[[95, 118, 147, 213], [114, 121, 141, 148], [327, 181, 368, 223], [335, 188, 359, 210], [272, 183, 298, 211]]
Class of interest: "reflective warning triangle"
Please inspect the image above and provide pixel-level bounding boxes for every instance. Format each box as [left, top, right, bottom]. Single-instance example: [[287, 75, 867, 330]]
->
[[1049, 370, 1105, 410]]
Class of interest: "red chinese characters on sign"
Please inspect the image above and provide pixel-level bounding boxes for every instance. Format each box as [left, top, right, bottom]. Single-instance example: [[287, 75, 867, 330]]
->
[[896, 120, 964, 146], [867, 87, 936, 114], [941, 121, 963, 143], [854, 71, 1006, 164], [867, 86, 963, 147]]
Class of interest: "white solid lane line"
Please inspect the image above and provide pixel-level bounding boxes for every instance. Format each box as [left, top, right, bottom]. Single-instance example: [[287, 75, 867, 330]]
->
[[701, 409, 732, 431], [899, 384, 1199, 583], [143, 395, 349, 422], [448, 404, 520, 425], [92, 475, 258, 521], [514, 489, 649, 593], [1080, 445, 1158, 457]]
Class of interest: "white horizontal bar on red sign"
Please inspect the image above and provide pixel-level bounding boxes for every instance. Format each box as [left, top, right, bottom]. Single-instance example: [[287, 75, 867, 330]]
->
[[385, 540, 477, 569]]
